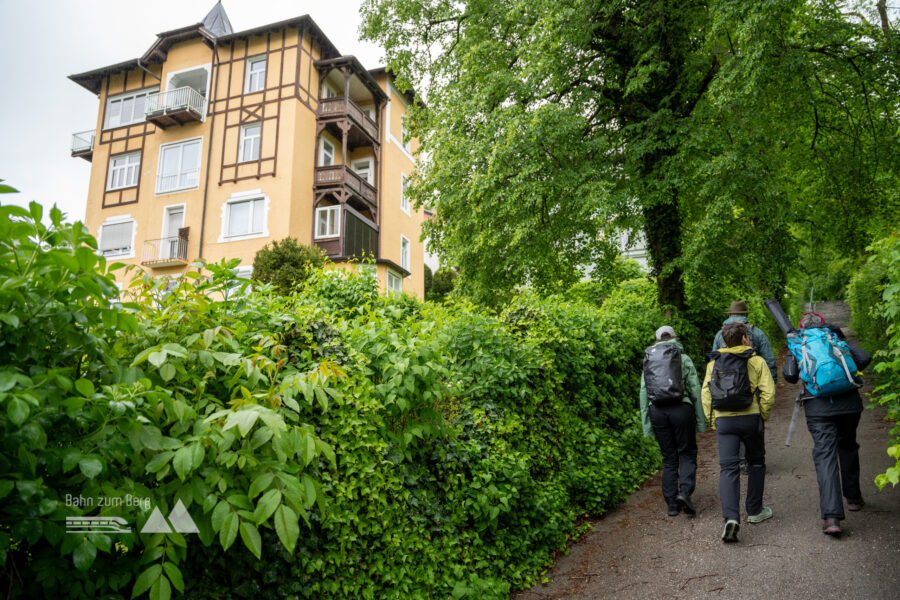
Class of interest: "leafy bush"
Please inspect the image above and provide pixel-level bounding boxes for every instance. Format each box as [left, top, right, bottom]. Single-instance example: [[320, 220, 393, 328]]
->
[[427, 267, 457, 302], [1, 201, 663, 599], [564, 257, 646, 309], [849, 233, 900, 489], [252, 237, 326, 295]]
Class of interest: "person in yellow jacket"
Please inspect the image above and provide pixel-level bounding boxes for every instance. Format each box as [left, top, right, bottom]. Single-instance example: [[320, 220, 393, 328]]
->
[[701, 322, 776, 543]]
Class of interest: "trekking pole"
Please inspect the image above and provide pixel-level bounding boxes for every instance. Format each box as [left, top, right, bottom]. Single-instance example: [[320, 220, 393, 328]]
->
[[785, 394, 802, 446]]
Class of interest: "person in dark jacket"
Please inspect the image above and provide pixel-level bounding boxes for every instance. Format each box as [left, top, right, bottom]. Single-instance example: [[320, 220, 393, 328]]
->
[[783, 313, 872, 536], [639, 326, 706, 517]]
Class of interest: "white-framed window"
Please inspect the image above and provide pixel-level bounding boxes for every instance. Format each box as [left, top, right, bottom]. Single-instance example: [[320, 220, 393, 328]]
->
[[107, 152, 141, 191], [315, 205, 340, 238], [351, 158, 373, 184], [362, 105, 376, 122], [157, 138, 202, 194], [222, 195, 267, 240], [244, 57, 266, 93], [98, 216, 136, 258], [400, 235, 410, 271], [103, 87, 158, 129], [401, 118, 411, 153], [320, 138, 334, 167], [322, 82, 338, 99], [239, 123, 261, 163], [387, 269, 402, 294], [400, 174, 410, 214]]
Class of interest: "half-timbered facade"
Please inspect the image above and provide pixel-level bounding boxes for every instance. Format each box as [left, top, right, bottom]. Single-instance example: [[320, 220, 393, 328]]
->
[[70, 3, 423, 297]]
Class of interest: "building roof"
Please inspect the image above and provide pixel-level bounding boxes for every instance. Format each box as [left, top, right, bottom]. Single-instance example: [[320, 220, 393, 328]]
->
[[69, 6, 342, 95]]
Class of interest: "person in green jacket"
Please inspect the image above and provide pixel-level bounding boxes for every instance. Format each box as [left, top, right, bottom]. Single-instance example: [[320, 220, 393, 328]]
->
[[640, 326, 706, 517], [702, 322, 776, 543]]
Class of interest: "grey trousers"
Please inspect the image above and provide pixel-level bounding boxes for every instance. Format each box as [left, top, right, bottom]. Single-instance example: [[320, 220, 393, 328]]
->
[[806, 413, 862, 519]]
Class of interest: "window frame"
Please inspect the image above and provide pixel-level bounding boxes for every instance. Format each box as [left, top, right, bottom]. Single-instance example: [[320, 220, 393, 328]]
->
[[103, 87, 158, 130], [106, 151, 141, 191], [400, 174, 410, 215], [322, 81, 338, 99], [156, 137, 203, 195], [314, 205, 341, 239], [97, 215, 137, 259], [239, 122, 261, 163], [400, 235, 410, 271], [351, 158, 373, 184], [320, 137, 335, 167], [219, 191, 270, 243], [386, 269, 402, 294], [401, 118, 411, 153], [244, 56, 267, 94]]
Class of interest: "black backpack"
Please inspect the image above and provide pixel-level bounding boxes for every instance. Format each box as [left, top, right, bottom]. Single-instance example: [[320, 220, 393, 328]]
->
[[707, 349, 755, 412], [643, 343, 683, 406]]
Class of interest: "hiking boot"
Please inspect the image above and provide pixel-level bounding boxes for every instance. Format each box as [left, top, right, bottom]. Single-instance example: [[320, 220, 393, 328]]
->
[[823, 518, 842, 535], [846, 498, 865, 512], [676, 493, 696, 516], [748, 507, 773, 524], [721, 520, 740, 543], [667, 506, 680, 517]]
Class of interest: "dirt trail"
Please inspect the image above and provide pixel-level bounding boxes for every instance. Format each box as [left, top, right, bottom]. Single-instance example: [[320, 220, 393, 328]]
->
[[516, 307, 900, 600]]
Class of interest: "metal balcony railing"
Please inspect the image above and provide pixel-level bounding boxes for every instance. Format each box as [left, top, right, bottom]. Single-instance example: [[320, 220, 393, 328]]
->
[[71, 130, 95, 153], [141, 235, 189, 267], [145, 87, 206, 117]]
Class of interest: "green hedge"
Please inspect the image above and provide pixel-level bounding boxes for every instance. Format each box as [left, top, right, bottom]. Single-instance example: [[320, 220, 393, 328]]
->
[[0, 204, 661, 600]]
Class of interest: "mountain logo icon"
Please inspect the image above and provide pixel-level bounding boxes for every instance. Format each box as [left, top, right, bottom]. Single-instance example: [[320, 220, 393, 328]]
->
[[140, 499, 199, 534]]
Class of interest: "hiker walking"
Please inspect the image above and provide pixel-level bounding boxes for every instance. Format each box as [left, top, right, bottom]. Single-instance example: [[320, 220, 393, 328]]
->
[[712, 301, 777, 382], [702, 322, 776, 542], [783, 312, 872, 536], [639, 326, 705, 517]]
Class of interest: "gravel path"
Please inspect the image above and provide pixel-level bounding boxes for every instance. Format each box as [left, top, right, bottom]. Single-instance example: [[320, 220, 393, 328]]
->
[[515, 316, 900, 599]]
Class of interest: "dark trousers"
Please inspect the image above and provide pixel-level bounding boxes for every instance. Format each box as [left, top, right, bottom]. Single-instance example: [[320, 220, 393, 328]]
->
[[716, 414, 766, 521], [649, 402, 698, 508], [806, 413, 862, 519]]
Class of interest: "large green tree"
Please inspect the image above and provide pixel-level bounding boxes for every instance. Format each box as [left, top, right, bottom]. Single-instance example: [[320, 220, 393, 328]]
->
[[362, 0, 899, 307]]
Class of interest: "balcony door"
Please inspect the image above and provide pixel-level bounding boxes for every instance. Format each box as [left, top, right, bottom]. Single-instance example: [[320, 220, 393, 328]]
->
[[162, 206, 184, 260]]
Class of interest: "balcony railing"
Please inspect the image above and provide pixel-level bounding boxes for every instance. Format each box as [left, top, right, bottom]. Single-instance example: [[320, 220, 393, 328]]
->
[[71, 130, 95, 160], [141, 234, 189, 268], [318, 97, 378, 142], [314, 165, 377, 207], [156, 169, 200, 194], [145, 87, 206, 128]]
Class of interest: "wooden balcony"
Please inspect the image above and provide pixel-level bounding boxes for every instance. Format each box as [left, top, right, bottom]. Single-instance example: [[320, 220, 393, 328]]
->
[[71, 130, 95, 161], [141, 230, 189, 268], [317, 97, 378, 146], [314, 165, 377, 213], [145, 87, 205, 129]]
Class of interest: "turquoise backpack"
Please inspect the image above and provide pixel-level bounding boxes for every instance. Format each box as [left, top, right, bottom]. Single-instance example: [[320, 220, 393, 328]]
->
[[787, 327, 860, 397]]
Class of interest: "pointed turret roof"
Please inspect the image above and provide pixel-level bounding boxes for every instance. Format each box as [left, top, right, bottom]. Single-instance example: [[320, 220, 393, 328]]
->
[[202, 2, 233, 38]]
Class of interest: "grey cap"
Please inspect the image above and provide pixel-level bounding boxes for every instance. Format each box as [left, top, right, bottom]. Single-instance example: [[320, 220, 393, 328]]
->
[[655, 325, 676, 341]]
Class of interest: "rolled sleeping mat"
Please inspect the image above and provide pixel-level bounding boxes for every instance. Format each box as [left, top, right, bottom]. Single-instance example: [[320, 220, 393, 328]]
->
[[764, 298, 795, 336]]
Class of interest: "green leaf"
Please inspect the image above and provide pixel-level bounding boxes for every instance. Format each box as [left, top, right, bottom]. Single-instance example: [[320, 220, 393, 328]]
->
[[75, 378, 95, 397], [302, 475, 317, 510], [219, 512, 239, 550], [7, 397, 29, 426], [159, 363, 176, 382], [172, 446, 193, 481], [273, 504, 299, 553], [148, 351, 166, 368], [78, 456, 103, 479], [149, 575, 171, 600], [239, 521, 262, 559], [253, 488, 281, 524], [72, 540, 97, 571], [224, 410, 259, 437], [162, 562, 184, 593], [249, 471, 274, 498], [0, 480, 14, 499], [145, 451, 175, 474]]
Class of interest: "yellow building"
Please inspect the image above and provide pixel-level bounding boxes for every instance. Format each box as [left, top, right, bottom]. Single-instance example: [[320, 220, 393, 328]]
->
[[69, 3, 424, 297]]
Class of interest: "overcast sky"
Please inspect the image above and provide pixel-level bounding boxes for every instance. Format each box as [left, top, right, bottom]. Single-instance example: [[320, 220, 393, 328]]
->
[[0, 0, 382, 223]]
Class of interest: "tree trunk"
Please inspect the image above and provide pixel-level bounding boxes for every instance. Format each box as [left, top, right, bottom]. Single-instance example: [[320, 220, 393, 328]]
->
[[643, 196, 685, 312]]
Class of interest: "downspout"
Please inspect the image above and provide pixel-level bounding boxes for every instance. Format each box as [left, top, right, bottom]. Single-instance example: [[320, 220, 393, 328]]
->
[[197, 37, 221, 260], [136, 59, 161, 82]]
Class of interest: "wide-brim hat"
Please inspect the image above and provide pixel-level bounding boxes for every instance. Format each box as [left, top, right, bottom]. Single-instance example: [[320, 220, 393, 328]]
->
[[728, 301, 749, 314]]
